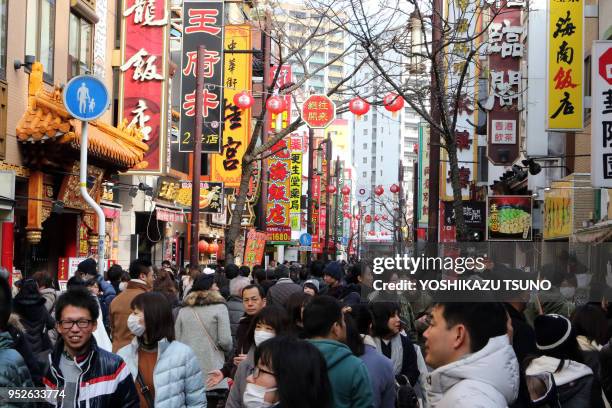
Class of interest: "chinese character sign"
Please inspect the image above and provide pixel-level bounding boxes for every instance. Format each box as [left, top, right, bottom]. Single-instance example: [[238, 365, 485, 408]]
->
[[302, 95, 336, 129], [211, 25, 252, 187], [119, 0, 169, 173], [543, 181, 573, 239], [266, 139, 291, 229], [289, 150, 302, 216], [491, 120, 517, 144], [591, 42, 612, 188], [487, 196, 532, 241], [175, 181, 224, 213], [179, 1, 224, 152], [547, 0, 583, 130], [243, 229, 266, 269], [418, 123, 430, 227]]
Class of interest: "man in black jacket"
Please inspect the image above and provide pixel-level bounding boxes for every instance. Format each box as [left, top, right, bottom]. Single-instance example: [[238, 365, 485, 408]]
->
[[43, 287, 138, 407]]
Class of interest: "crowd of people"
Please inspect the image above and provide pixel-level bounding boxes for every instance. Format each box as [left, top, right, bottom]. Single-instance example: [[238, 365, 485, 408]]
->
[[0, 256, 611, 408]]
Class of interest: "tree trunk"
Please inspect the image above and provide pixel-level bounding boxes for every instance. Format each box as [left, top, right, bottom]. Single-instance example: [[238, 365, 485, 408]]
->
[[225, 159, 254, 263], [445, 135, 467, 241]]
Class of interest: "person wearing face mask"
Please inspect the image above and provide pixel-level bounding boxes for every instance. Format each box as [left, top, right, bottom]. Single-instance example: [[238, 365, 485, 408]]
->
[[243, 335, 332, 408], [117, 291, 205, 408], [175, 271, 232, 407], [226, 305, 290, 408]]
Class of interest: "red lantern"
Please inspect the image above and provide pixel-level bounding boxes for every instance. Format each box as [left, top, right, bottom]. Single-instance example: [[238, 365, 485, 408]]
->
[[382, 215, 388, 221], [365, 214, 372, 223], [341, 185, 351, 195], [368, 230, 375, 236], [354, 214, 361, 221], [390, 184, 400, 194], [383, 93, 404, 116], [348, 97, 370, 119], [198, 240, 209, 253], [208, 242, 219, 254], [233, 91, 254, 110], [374, 186, 384, 196], [344, 212, 351, 219], [413, 143, 419, 154], [374, 215, 380, 222], [266, 96, 286, 114], [327, 185, 337, 194]]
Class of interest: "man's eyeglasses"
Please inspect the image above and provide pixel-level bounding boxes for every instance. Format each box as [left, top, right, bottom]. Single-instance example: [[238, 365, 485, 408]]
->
[[59, 319, 93, 329], [249, 366, 275, 379]]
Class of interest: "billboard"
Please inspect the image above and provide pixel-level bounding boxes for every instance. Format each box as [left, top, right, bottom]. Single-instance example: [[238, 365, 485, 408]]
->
[[591, 41, 612, 187], [487, 196, 533, 241], [543, 181, 573, 239]]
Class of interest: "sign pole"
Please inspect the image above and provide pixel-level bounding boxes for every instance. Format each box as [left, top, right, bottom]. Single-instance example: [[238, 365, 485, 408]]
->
[[79, 121, 106, 275], [306, 127, 314, 264], [190, 46, 205, 267]]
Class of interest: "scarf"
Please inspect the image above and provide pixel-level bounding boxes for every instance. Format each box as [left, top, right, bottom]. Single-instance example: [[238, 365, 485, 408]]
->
[[374, 334, 403, 376]]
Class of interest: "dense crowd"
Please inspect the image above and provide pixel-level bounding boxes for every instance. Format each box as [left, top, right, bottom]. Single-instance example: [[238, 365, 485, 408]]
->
[[1, 256, 612, 408]]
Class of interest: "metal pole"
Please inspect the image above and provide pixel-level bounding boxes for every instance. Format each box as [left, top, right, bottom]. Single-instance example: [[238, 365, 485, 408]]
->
[[413, 160, 419, 244], [306, 127, 314, 264], [189, 46, 205, 267], [427, 0, 442, 246], [357, 201, 362, 260], [398, 160, 405, 254], [323, 138, 332, 261], [80, 121, 106, 275], [332, 156, 340, 261]]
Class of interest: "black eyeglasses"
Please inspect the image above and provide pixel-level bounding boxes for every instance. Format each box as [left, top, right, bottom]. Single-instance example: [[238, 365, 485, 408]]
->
[[249, 366, 275, 379], [59, 319, 93, 329]]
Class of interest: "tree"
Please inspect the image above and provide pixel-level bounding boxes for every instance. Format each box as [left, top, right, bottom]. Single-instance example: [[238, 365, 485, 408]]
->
[[310, 0, 506, 241]]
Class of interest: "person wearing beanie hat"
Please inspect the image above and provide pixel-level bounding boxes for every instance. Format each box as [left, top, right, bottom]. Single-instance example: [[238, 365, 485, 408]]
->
[[322, 261, 361, 306], [303, 279, 320, 296], [175, 264, 232, 398], [525, 314, 604, 407], [77, 258, 98, 277]]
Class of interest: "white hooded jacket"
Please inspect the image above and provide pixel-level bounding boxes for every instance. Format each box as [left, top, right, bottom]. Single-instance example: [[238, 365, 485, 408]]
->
[[426, 334, 519, 408]]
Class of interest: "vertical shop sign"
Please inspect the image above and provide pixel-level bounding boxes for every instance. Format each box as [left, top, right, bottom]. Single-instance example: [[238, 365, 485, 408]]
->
[[547, 0, 584, 130], [179, 0, 224, 152], [119, 0, 169, 173], [211, 25, 252, 186], [266, 139, 291, 235], [243, 229, 267, 269], [418, 123, 430, 227], [591, 42, 612, 187], [484, 4, 523, 165], [289, 150, 302, 230]]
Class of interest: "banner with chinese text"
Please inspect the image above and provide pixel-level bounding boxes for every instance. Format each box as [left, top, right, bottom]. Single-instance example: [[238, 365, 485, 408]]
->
[[120, 0, 169, 174], [267, 66, 292, 132], [547, 0, 583, 130], [211, 25, 252, 186], [289, 150, 302, 231], [591, 41, 612, 188], [243, 229, 266, 269], [266, 138, 291, 235], [418, 123, 430, 228], [179, 0, 224, 152]]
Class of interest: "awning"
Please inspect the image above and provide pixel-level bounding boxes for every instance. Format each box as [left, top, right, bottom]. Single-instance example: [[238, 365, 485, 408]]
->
[[573, 221, 612, 243], [156, 207, 185, 223], [15, 62, 149, 172]]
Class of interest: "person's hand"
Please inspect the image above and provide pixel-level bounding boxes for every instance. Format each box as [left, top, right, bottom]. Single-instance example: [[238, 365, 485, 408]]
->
[[233, 353, 247, 366], [207, 370, 224, 388]]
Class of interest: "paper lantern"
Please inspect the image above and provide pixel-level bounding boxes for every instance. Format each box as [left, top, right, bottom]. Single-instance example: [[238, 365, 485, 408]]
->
[[233, 91, 254, 109], [382, 215, 388, 221], [198, 240, 209, 253], [354, 214, 361, 221], [365, 214, 372, 223], [348, 97, 370, 119], [374, 215, 380, 222], [341, 185, 351, 195], [266, 95, 286, 114], [374, 186, 384, 196], [208, 242, 219, 254], [368, 230, 375, 236], [390, 184, 400, 194], [383, 93, 404, 117], [327, 185, 337, 194]]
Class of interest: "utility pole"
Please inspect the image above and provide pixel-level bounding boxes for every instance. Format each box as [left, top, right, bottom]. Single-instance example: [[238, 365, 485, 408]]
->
[[398, 160, 405, 254], [306, 127, 314, 264], [189, 46, 205, 267], [322, 138, 332, 261], [413, 160, 419, 244], [357, 202, 362, 260], [332, 156, 340, 261], [427, 0, 442, 246]]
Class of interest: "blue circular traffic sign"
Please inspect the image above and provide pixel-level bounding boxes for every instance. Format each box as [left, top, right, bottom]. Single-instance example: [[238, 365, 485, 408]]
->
[[63, 75, 109, 121], [299, 233, 312, 246]]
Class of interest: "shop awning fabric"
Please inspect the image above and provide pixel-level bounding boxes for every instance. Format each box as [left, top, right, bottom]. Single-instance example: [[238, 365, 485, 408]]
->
[[15, 62, 149, 172], [573, 220, 612, 243]]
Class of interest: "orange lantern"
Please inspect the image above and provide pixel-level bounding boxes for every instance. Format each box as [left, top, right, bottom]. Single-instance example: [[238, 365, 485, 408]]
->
[[208, 242, 219, 254], [198, 240, 209, 253]]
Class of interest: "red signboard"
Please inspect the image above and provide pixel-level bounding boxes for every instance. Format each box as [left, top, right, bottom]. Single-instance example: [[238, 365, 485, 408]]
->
[[266, 139, 291, 231], [120, 0, 169, 173], [599, 47, 612, 85], [265, 226, 291, 242], [302, 94, 336, 129], [243, 229, 266, 269]]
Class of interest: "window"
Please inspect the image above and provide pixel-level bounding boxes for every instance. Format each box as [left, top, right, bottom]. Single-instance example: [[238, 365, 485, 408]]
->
[[0, 0, 6, 80], [477, 146, 488, 182], [363, 143, 367, 149], [363, 129, 368, 136], [362, 172, 367, 178], [69, 12, 93, 78], [26, 0, 55, 81], [363, 157, 367, 164], [380, 170, 383, 176]]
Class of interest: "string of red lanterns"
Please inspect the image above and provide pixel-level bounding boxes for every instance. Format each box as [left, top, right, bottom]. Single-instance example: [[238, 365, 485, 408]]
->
[[266, 95, 287, 114], [233, 91, 254, 109], [348, 97, 370, 119]]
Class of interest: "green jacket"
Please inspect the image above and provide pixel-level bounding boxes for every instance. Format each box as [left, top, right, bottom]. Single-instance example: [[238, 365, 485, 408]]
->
[[309, 339, 374, 408]]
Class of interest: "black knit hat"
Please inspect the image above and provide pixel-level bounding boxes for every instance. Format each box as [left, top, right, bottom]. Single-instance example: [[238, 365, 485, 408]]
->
[[534, 314, 573, 351], [193, 270, 216, 291], [77, 258, 97, 276], [323, 261, 342, 282]]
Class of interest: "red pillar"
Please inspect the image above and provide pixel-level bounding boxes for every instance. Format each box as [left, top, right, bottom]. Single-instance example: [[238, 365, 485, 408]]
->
[[1, 222, 14, 283]]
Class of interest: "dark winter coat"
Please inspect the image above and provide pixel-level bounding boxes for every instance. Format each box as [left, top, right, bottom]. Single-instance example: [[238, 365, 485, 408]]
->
[[42, 337, 139, 408], [227, 295, 245, 341], [599, 339, 612, 404], [0, 331, 34, 399], [266, 278, 302, 307], [13, 288, 54, 359], [325, 283, 362, 306], [7, 313, 43, 386]]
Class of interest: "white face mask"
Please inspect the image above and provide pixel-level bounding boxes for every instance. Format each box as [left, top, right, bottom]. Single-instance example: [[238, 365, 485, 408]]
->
[[254, 330, 275, 347], [560, 287, 576, 299], [243, 383, 276, 408], [127, 313, 145, 337], [119, 282, 128, 292]]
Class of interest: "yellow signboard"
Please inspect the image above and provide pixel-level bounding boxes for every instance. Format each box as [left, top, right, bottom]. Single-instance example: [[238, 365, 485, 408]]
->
[[211, 25, 252, 187], [543, 181, 573, 239], [547, 0, 583, 130]]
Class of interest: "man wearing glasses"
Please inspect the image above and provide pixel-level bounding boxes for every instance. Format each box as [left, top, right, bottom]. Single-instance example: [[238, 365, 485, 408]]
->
[[42, 287, 139, 407]]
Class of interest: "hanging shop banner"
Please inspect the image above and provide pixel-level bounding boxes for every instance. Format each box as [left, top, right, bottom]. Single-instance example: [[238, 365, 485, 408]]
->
[[267, 65, 292, 133], [443, 201, 485, 228], [289, 150, 303, 231], [154, 176, 181, 203], [487, 196, 533, 241], [417, 123, 430, 227], [243, 229, 266, 269], [543, 180, 573, 239], [211, 25, 252, 186], [484, 4, 523, 164], [119, 0, 169, 174], [547, 0, 584, 131], [440, 0, 479, 199], [179, 0, 224, 152], [591, 41, 612, 188], [266, 138, 292, 232], [335, 160, 345, 237], [312, 174, 321, 240], [175, 181, 224, 213]]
